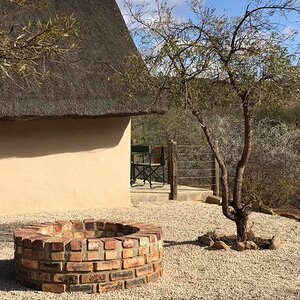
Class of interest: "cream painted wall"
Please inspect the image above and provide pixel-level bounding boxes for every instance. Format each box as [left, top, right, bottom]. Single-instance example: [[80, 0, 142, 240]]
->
[[0, 117, 131, 215]]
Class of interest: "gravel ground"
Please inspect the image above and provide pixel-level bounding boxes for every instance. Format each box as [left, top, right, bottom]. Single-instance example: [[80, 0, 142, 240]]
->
[[0, 200, 299, 300]]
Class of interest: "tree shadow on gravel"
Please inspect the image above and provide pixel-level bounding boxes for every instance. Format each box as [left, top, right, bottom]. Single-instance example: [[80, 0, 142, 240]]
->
[[163, 240, 199, 248]]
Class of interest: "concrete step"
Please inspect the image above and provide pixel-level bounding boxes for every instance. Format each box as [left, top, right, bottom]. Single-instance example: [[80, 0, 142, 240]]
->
[[130, 181, 213, 202]]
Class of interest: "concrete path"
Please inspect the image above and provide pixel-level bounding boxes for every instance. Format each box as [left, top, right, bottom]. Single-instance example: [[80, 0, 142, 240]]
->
[[130, 180, 213, 202]]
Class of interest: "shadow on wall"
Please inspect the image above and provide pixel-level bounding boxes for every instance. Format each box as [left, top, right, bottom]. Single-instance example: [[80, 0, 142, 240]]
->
[[0, 117, 129, 159]]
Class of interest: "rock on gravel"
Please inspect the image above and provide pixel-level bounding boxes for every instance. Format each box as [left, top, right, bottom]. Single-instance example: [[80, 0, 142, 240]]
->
[[0, 200, 299, 300]]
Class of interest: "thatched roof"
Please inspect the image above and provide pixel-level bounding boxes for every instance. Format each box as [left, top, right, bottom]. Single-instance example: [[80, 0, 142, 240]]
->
[[0, 0, 163, 120]]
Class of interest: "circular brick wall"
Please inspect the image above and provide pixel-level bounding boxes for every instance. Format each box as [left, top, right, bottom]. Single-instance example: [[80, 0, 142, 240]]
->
[[13, 219, 163, 293]]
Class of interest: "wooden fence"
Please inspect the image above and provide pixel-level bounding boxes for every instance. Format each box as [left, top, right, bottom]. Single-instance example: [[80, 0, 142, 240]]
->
[[168, 140, 220, 200]]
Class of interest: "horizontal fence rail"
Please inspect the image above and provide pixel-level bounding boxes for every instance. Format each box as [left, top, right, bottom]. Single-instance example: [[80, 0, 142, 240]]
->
[[168, 140, 220, 200]]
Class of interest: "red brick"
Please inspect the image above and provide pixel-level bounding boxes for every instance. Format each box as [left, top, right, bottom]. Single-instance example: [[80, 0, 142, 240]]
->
[[105, 250, 118, 260], [110, 269, 134, 281], [42, 283, 66, 293], [40, 262, 63, 272], [149, 243, 157, 253], [51, 252, 65, 261], [68, 252, 82, 261], [95, 260, 121, 271], [99, 281, 124, 292], [31, 271, 52, 282], [147, 251, 160, 263], [130, 235, 149, 246], [22, 236, 35, 248], [56, 221, 72, 232], [123, 239, 134, 248], [53, 224, 62, 234], [87, 239, 100, 251], [102, 238, 116, 250], [66, 262, 93, 272], [71, 219, 84, 231], [53, 274, 79, 284], [105, 231, 115, 238], [138, 233, 158, 244], [123, 256, 145, 269], [69, 284, 96, 293], [153, 260, 163, 272], [81, 273, 108, 283], [83, 219, 95, 231], [125, 277, 146, 288], [105, 222, 116, 232], [96, 220, 105, 230], [70, 238, 85, 251], [21, 258, 38, 270], [73, 231, 85, 239], [51, 237, 68, 251], [23, 248, 32, 258], [32, 236, 51, 249], [85, 231, 96, 238], [32, 249, 45, 260], [62, 230, 73, 238], [138, 246, 148, 255], [86, 251, 99, 261], [23, 225, 48, 235], [136, 264, 153, 277], [122, 249, 134, 258], [147, 271, 160, 283]]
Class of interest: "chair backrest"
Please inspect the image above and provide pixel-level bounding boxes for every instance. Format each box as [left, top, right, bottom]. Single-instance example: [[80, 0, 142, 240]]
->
[[151, 146, 165, 165], [131, 145, 150, 154], [131, 145, 151, 163]]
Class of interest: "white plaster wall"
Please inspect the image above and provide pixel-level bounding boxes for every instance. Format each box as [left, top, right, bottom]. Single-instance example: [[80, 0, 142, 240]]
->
[[0, 117, 131, 215]]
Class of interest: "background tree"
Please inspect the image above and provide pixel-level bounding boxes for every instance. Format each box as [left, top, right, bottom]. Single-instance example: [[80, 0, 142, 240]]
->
[[122, 0, 300, 241], [0, 0, 79, 80]]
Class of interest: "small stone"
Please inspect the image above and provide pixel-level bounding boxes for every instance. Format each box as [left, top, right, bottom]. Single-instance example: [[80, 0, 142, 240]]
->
[[233, 241, 258, 251], [198, 235, 214, 247], [244, 241, 258, 250], [212, 241, 229, 250], [206, 196, 222, 205], [269, 236, 282, 250], [232, 242, 245, 251]]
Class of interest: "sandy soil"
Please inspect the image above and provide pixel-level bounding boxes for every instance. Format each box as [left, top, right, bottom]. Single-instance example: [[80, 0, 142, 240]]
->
[[0, 201, 299, 300]]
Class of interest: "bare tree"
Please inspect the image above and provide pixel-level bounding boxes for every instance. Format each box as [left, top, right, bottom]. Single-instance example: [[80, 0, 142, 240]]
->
[[122, 0, 300, 241], [0, 0, 80, 80]]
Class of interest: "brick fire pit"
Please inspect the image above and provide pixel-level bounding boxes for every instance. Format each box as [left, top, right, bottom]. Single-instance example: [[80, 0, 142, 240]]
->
[[13, 220, 163, 293]]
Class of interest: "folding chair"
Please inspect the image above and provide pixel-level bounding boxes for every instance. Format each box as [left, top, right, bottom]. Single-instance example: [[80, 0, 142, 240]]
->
[[131, 145, 165, 188]]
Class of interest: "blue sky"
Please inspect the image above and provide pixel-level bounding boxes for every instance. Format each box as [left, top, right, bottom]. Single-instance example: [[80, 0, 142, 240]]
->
[[116, 0, 300, 45]]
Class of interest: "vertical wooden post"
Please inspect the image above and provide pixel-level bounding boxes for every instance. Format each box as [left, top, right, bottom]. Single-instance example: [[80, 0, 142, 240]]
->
[[211, 141, 220, 197], [169, 140, 177, 200]]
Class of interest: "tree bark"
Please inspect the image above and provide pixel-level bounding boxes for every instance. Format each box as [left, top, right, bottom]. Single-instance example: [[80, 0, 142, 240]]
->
[[192, 109, 236, 221], [235, 211, 250, 241], [232, 95, 253, 211]]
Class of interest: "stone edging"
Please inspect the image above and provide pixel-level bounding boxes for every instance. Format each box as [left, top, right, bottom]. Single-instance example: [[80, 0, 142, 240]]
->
[[14, 220, 163, 293]]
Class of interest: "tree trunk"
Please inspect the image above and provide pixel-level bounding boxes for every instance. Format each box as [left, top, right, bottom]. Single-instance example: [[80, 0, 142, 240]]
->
[[232, 95, 252, 211], [235, 211, 250, 241], [191, 109, 236, 221]]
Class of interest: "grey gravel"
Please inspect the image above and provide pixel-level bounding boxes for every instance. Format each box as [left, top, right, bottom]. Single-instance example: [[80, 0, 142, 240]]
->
[[0, 201, 299, 300]]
